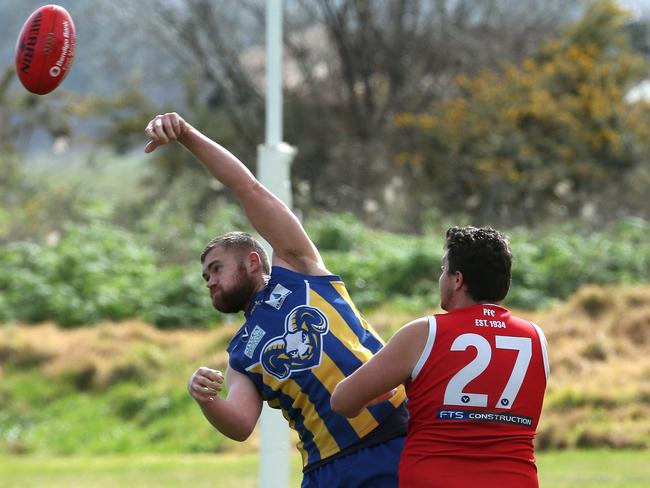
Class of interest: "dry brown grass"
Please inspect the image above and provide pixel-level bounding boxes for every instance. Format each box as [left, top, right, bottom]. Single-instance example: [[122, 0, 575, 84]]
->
[[0, 321, 235, 391], [2, 284, 649, 450], [524, 285, 650, 449]]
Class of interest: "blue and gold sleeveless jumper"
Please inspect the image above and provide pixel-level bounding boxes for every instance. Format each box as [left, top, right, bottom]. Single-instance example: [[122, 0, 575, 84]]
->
[[227, 266, 407, 471]]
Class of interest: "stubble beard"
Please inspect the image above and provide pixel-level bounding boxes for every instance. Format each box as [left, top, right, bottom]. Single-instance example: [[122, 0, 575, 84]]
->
[[212, 268, 258, 314], [440, 285, 452, 312]]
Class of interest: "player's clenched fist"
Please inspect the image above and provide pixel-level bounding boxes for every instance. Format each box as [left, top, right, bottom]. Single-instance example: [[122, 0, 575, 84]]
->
[[188, 366, 224, 402], [144, 112, 190, 153]]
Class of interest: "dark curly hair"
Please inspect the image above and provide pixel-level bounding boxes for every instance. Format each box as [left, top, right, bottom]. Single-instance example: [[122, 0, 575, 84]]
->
[[444, 226, 512, 303], [200, 231, 271, 276]]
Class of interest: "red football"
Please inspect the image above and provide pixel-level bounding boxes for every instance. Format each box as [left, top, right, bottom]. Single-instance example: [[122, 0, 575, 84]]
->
[[15, 4, 76, 95]]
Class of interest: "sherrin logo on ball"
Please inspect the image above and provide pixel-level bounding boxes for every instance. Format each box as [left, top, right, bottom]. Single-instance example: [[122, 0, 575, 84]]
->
[[15, 4, 76, 95]]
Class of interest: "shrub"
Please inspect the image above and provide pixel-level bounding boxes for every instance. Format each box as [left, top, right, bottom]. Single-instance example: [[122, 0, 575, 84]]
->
[[0, 223, 218, 328], [306, 212, 367, 251], [1, 223, 157, 327], [1, 214, 650, 328], [141, 265, 218, 329]]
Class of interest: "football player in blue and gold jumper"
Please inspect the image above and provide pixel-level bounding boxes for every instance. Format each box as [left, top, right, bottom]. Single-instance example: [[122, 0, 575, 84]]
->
[[145, 113, 407, 487]]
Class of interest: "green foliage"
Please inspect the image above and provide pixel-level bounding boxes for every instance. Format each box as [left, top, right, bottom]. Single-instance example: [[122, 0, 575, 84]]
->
[[312, 214, 650, 312], [307, 212, 367, 251], [507, 218, 650, 308], [141, 266, 215, 329], [0, 221, 219, 328], [1, 223, 156, 326], [1, 210, 650, 326], [0, 370, 225, 456]]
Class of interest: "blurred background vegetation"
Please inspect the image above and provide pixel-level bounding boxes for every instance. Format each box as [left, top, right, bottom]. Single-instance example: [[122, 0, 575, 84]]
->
[[1, 0, 650, 468]]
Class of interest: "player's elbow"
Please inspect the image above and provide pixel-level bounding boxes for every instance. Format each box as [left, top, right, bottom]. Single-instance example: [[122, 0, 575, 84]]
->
[[229, 430, 252, 442], [209, 413, 257, 442], [223, 423, 255, 442], [331, 384, 361, 418]]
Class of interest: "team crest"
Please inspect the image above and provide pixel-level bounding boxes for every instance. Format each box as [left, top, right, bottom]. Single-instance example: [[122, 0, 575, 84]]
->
[[260, 305, 329, 380]]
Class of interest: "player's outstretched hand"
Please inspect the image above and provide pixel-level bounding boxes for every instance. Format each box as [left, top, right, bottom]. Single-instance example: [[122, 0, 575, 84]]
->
[[144, 112, 189, 153], [188, 366, 224, 402]]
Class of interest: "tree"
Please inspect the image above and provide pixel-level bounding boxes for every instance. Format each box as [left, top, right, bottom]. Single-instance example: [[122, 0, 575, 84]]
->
[[99, 0, 581, 230], [284, 0, 583, 228], [395, 0, 650, 227], [0, 63, 78, 242]]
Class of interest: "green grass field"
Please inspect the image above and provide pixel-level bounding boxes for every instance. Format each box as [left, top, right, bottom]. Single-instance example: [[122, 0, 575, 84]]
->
[[0, 449, 648, 487]]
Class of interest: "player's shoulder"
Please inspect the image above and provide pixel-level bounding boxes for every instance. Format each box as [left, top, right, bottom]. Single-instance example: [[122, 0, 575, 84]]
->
[[507, 311, 541, 331], [271, 253, 331, 277], [387, 317, 431, 360], [269, 265, 341, 283], [398, 316, 431, 338]]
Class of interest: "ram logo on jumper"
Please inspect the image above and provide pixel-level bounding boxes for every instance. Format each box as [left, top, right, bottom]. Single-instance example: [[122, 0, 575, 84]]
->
[[260, 305, 329, 380]]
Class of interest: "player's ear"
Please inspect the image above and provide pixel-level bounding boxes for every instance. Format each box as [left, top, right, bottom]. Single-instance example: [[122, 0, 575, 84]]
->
[[246, 251, 263, 273], [453, 270, 465, 291]]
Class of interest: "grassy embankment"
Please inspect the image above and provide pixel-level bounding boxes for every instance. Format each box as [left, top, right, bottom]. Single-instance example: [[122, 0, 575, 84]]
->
[[0, 284, 649, 485]]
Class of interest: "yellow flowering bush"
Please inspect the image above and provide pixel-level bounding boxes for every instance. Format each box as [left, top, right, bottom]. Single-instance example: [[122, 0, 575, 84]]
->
[[395, 0, 650, 225]]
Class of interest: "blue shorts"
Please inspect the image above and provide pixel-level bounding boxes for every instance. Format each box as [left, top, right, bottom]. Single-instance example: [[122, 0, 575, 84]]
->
[[301, 436, 405, 488]]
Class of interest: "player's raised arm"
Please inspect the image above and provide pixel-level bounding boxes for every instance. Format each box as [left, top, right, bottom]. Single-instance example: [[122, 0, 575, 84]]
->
[[144, 112, 328, 275]]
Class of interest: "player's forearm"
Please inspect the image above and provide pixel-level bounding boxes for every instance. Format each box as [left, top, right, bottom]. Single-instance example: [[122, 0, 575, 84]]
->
[[179, 125, 258, 194], [178, 125, 310, 264], [179, 128, 282, 233], [196, 397, 257, 442], [331, 380, 367, 418]]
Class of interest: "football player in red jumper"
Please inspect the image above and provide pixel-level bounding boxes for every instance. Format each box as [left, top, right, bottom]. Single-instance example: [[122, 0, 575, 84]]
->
[[331, 226, 549, 487]]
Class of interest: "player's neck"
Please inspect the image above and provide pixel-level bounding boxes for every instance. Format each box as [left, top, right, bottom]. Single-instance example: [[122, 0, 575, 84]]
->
[[447, 294, 500, 312]]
